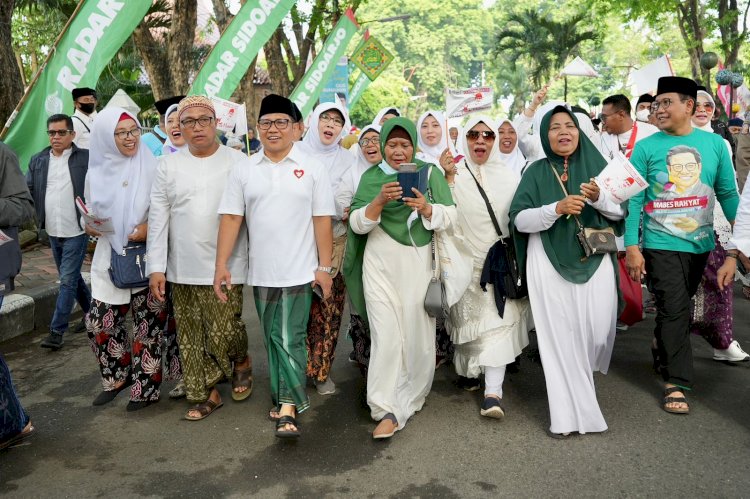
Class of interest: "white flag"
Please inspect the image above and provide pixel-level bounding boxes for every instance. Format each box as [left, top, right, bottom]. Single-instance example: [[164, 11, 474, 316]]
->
[[560, 56, 599, 77], [210, 96, 247, 134], [629, 56, 674, 95], [445, 87, 493, 118]]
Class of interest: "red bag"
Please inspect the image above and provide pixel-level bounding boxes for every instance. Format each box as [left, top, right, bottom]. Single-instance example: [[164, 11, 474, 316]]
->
[[618, 257, 643, 326]]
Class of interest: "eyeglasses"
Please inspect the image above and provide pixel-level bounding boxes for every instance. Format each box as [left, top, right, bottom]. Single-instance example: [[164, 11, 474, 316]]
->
[[258, 118, 291, 130], [46, 130, 73, 137], [358, 136, 379, 147], [650, 98, 680, 113], [113, 128, 142, 140], [180, 117, 214, 129], [319, 113, 345, 127], [669, 162, 699, 173], [695, 102, 715, 110], [466, 130, 496, 140]]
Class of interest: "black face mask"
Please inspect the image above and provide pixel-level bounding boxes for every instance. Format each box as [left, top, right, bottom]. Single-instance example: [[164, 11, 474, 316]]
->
[[78, 102, 96, 114]]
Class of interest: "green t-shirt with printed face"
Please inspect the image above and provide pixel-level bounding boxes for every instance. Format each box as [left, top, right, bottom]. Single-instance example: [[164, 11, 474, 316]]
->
[[624, 128, 740, 254]]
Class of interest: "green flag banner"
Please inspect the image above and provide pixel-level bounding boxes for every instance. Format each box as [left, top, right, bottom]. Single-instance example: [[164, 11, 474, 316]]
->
[[290, 8, 359, 118], [3, 0, 152, 170], [348, 72, 371, 110], [350, 35, 393, 81], [189, 0, 296, 99]]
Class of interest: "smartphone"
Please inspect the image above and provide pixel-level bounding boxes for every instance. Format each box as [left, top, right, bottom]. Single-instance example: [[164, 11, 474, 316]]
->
[[397, 163, 427, 202], [313, 284, 324, 300]]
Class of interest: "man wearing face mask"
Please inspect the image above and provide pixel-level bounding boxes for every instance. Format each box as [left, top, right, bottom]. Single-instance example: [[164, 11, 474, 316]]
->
[[71, 88, 97, 149], [635, 94, 655, 124]]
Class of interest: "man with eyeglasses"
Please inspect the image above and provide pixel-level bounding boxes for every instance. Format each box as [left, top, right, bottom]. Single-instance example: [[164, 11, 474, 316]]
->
[[215, 93, 335, 438], [26, 114, 91, 350], [599, 94, 658, 161], [624, 76, 740, 415], [147, 95, 253, 421], [71, 87, 97, 149]]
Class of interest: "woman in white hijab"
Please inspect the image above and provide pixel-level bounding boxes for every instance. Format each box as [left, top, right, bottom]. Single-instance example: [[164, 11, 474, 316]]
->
[[416, 110, 458, 367], [298, 101, 355, 395], [84, 107, 167, 412], [373, 107, 402, 126], [445, 115, 531, 419], [336, 124, 381, 374], [162, 103, 187, 155], [497, 118, 529, 177]]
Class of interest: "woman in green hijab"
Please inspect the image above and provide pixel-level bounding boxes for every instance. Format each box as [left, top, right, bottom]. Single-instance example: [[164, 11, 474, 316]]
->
[[343, 117, 455, 440], [509, 106, 627, 438]]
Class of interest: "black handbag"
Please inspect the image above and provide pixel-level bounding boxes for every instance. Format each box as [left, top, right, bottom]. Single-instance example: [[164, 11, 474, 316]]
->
[[463, 162, 528, 317], [549, 162, 618, 259], [109, 242, 149, 289]]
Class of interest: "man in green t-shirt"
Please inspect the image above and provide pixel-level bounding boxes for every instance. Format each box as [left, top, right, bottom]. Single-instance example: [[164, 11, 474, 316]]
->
[[624, 76, 740, 415]]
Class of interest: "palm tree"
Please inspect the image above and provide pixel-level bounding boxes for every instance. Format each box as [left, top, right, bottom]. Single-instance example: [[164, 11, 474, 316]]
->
[[494, 9, 599, 89]]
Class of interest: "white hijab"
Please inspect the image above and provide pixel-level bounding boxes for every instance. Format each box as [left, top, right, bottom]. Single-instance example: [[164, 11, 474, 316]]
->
[[300, 101, 354, 189], [88, 107, 157, 254], [354, 124, 382, 173], [692, 90, 715, 132], [497, 118, 527, 176], [161, 103, 186, 155], [373, 107, 402, 126], [416, 110, 448, 165], [455, 115, 521, 249]]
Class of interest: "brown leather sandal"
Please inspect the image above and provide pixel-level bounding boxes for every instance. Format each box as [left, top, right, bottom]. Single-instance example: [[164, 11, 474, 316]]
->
[[662, 386, 689, 415], [231, 366, 253, 402], [184, 399, 223, 421]]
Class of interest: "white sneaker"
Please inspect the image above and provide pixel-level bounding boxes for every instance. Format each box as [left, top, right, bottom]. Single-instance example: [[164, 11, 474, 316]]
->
[[315, 377, 336, 395], [616, 321, 629, 332], [713, 340, 750, 362]]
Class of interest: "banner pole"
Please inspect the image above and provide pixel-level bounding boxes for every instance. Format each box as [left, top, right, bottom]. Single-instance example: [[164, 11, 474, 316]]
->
[[1, 0, 87, 138]]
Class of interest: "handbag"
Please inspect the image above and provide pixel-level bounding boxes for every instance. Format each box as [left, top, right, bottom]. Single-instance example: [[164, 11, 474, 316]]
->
[[463, 162, 528, 304], [109, 242, 149, 289], [424, 233, 448, 318], [549, 162, 618, 259]]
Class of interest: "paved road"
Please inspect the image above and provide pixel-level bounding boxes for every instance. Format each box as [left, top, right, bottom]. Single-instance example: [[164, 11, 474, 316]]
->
[[1, 286, 749, 497]]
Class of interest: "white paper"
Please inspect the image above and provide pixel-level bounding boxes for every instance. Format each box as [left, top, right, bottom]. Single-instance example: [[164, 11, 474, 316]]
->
[[595, 151, 649, 204], [0, 229, 13, 247], [445, 86, 493, 118], [75, 198, 115, 234]]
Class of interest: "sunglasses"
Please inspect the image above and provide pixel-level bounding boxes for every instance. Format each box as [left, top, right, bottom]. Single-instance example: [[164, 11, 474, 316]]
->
[[46, 130, 73, 137], [466, 130, 496, 140]]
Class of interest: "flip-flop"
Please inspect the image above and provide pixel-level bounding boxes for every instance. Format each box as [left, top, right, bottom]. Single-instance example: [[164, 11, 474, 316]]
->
[[268, 406, 281, 421], [275, 415, 300, 439], [231, 366, 253, 402], [184, 399, 223, 421], [0, 422, 35, 450]]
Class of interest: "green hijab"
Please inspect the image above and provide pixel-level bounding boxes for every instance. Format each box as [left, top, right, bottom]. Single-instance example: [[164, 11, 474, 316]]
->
[[342, 117, 454, 322], [509, 106, 627, 284]]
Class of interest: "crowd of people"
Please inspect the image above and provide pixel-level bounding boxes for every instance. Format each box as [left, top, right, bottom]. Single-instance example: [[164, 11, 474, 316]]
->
[[2, 74, 750, 447]]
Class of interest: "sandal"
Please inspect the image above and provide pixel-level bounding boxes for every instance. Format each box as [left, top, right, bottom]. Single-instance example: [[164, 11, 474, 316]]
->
[[546, 429, 573, 439], [275, 415, 300, 439], [268, 406, 281, 421], [373, 413, 398, 440], [231, 365, 253, 402], [0, 421, 35, 450], [184, 398, 223, 421], [662, 386, 690, 415]]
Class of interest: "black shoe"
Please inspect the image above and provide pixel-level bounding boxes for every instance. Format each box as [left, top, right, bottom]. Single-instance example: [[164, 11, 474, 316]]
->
[[456, 375, 481, 392], [73, 319, 87, 333], [40, 332, 64, 350], [92, 380, 131, 406]]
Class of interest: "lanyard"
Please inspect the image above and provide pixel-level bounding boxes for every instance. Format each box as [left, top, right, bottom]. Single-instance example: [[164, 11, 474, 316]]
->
[[623, 122, 638, 159]]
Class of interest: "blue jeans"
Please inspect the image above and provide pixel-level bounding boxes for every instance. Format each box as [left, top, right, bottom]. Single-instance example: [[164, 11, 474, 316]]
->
[[48, 234, 91, 334]]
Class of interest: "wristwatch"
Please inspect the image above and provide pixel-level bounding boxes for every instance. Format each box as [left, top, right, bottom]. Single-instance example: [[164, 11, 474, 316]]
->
[[317, 265, 333, 274]]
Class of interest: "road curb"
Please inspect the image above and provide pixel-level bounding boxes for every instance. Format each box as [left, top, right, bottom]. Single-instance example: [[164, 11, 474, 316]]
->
[[0, 272, 90, 343]]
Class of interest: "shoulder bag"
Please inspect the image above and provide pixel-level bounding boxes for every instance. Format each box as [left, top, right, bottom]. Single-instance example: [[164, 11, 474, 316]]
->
[[549, 161, 617, 259], [109, 242, 149, 289]]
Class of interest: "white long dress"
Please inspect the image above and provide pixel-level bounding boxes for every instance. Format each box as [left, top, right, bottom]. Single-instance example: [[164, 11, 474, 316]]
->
[[449, 121, 530, 378], [514, 193, 624, 434], [349, 203, 456, 429]]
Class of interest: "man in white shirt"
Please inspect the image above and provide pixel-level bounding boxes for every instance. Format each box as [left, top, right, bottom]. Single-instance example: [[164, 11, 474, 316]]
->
[[26, 114, 91, 350], [71, 87, 97, 149], [215, 94, 335, 439], [147, 96, 252, 421], [599, 94, 659, 161]]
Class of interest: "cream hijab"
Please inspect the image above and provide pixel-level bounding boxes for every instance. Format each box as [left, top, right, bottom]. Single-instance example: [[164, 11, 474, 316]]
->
[[161, 103, 186, 155], [300, 101, 354, 188], [88, 107, 157, 254], [497, 118, 527, 177], [692, 90, 715, 132], [416, 110, 448, 165], [373, 107, 402, 126]]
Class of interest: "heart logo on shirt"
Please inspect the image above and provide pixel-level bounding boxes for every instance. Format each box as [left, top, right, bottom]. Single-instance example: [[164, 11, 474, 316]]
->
[[294, 169, 304, 179]]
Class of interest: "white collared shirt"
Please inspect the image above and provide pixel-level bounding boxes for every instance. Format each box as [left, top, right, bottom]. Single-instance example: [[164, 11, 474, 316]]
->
[[147, 145, 249, 285], [44, 148, 82, 238], [72, 109, 96, 149], [218, 143, 335, 287]]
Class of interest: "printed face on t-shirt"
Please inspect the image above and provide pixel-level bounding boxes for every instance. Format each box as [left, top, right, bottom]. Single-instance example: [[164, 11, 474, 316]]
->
[[667, 150, 701, 193]]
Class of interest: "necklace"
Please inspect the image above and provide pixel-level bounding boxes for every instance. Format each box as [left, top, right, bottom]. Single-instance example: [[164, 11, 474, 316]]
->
[[560, 157, 569, 182]]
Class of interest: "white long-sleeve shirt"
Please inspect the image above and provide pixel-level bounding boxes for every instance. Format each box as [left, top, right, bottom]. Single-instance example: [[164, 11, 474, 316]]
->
[[147, 145, 248, 285]]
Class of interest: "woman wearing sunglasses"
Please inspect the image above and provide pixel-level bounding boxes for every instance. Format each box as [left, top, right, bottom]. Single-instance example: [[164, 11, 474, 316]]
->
[[444, 116, 531, 420]]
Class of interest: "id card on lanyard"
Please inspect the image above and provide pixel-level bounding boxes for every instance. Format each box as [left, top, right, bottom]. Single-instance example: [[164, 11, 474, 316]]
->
[[623, 122, 638, 159]]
